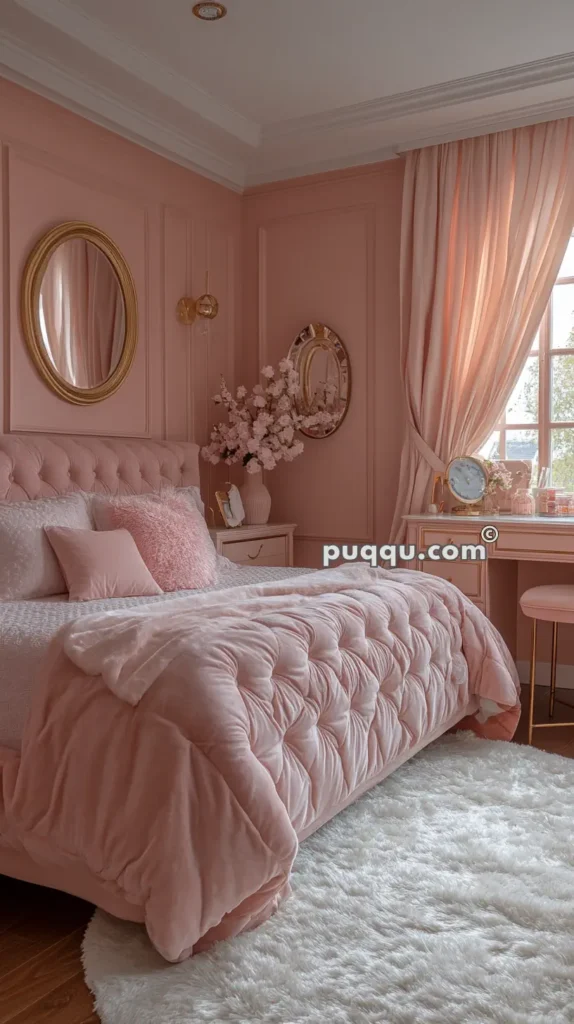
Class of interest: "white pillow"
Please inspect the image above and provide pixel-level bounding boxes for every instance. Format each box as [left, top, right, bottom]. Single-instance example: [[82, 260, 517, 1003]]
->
[[0, 493, 93, 600], [175, 485, 205, 516]]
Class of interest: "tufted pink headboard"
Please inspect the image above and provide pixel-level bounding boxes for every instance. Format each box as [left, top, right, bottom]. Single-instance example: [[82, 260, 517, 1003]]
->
[[0, 435, 200, 502]]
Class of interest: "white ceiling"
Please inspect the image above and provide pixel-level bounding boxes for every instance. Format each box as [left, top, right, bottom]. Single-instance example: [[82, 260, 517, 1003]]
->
[[2, 0, 574, 190]]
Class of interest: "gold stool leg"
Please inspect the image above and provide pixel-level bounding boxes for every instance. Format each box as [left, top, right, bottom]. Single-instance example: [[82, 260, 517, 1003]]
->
[[549, 621, 558, 719], [528, 619, 537, 745]]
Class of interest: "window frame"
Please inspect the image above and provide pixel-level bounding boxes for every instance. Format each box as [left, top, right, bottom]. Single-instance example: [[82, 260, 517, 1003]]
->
[[488, 238, 574, 478]]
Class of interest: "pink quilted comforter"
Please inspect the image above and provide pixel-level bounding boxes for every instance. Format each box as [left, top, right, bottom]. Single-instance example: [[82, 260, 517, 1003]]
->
[[1, 566, 520, 961]]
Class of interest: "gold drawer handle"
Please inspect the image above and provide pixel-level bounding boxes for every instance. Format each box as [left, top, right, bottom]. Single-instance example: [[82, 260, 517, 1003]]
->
[[248, 543, 264, 560]]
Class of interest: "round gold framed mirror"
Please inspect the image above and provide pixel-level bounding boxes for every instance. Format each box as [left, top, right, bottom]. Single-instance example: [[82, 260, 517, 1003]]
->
[[288, 323, 351, 438], [21, 222, 137, 404]]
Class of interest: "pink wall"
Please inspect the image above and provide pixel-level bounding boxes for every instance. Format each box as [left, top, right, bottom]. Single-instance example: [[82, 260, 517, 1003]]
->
[[242, 162, 405, 566], [0, 77, 406, 566], [0, 77, 241, 499]]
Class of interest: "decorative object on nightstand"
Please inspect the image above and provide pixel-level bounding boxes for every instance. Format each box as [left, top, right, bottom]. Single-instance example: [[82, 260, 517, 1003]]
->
[[215, 484, 245, 528], [239, 469, 271, 526], [201, 359, 340, 526], [209, 523, 296, 567]]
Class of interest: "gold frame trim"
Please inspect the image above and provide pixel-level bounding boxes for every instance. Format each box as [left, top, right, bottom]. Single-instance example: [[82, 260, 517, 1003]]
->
[[288, 322, 351, 439], [21, 221, 138, 405]]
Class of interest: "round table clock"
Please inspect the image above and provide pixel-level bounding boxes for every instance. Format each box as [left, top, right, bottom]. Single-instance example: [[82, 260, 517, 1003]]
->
[[445, 456, 488, 515]]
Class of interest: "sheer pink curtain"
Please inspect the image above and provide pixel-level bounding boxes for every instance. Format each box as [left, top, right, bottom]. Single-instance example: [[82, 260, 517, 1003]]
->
[[391, 118, 574, 540]]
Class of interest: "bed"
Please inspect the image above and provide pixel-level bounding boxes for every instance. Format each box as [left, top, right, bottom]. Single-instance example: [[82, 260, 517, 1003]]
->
[[0, 434, 521, 962]]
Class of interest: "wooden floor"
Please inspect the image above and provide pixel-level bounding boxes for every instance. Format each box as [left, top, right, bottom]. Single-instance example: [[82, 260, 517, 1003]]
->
[[0, 685, 572, 1023], [513, 682, 574, 756], [0, 881, 96, 1024]]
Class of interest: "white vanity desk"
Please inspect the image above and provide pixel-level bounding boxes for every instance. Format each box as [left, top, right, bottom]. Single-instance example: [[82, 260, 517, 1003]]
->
[[404, 513, 574, 658]]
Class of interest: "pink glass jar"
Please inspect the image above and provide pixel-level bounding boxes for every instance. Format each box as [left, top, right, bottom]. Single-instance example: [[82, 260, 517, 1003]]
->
[[539, 488, 561, 515], [511, 488, 535, 515]]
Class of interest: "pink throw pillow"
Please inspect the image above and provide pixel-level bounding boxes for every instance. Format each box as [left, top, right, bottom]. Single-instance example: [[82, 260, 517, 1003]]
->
[[93, 493, 218, 592], [45, 527, 163, 602]]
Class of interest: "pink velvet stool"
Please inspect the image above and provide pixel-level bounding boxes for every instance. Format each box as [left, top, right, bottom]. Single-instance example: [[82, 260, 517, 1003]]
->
[[520, 585, 574, 744]]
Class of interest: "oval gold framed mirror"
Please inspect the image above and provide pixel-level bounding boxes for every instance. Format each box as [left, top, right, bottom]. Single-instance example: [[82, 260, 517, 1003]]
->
[[21, 222, 138, 405], [288, 322, 351, 438]]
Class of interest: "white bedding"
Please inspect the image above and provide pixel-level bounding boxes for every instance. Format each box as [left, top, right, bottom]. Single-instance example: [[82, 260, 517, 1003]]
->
[[0, 564, 312, 752]]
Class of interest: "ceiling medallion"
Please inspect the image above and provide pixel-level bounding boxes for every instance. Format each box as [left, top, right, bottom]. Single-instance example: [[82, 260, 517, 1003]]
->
[[192, 2, 227, 20]]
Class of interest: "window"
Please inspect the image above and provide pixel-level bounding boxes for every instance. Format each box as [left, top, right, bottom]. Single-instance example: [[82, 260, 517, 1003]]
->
[[480, 233, 574, 487]]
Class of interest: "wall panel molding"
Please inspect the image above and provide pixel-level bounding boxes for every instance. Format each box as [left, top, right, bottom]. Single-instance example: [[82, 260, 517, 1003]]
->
[[1, 81, 242, 448], [7, 145, 152, 436], [255, 202, 376, 544]]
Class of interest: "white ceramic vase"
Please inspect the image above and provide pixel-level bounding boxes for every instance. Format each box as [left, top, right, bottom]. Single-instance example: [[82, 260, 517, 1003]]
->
[[240, 465, 271, 525]]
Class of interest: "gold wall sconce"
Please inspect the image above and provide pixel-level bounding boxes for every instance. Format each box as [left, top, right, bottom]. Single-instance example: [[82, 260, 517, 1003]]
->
[[176, 273, 219, 326]]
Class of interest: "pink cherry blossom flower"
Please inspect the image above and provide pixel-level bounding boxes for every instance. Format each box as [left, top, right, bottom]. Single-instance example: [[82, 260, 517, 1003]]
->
[[201, 358, 345, 472]]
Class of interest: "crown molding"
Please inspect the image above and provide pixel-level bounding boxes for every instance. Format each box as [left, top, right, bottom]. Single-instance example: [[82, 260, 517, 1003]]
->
[[245, 146, 399, 188], [251, 94, 574, 186], [14, 0, 260, 147], [396, 95, 574, 153], [244, 155, 404, 197], [0, 36, 246, 190], [264, 51, 574, 141], [3, 9, 574, 192]]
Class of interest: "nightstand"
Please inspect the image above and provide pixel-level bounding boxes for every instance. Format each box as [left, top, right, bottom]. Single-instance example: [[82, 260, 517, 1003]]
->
[[209, 523, 296, 567]]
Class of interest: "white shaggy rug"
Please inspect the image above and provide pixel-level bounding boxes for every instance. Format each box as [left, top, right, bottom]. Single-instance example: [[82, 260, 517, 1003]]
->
[[83, 734, 574, 1024]]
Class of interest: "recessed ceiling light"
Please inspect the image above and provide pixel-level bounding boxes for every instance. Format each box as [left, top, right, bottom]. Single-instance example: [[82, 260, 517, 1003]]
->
[[192, 2, 227, 20]]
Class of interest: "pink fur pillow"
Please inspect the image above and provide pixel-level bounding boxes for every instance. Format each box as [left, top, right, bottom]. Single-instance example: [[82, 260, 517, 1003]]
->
[[45, 527, 162, 602], [93, 493, 218, 592]]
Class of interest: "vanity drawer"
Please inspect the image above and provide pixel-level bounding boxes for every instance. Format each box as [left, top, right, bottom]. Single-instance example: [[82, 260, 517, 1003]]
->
[[222, 534, 288, 566], [420, 528, 483, 549], [493, 528, 574, 559], [421, 559, 484, 600]]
